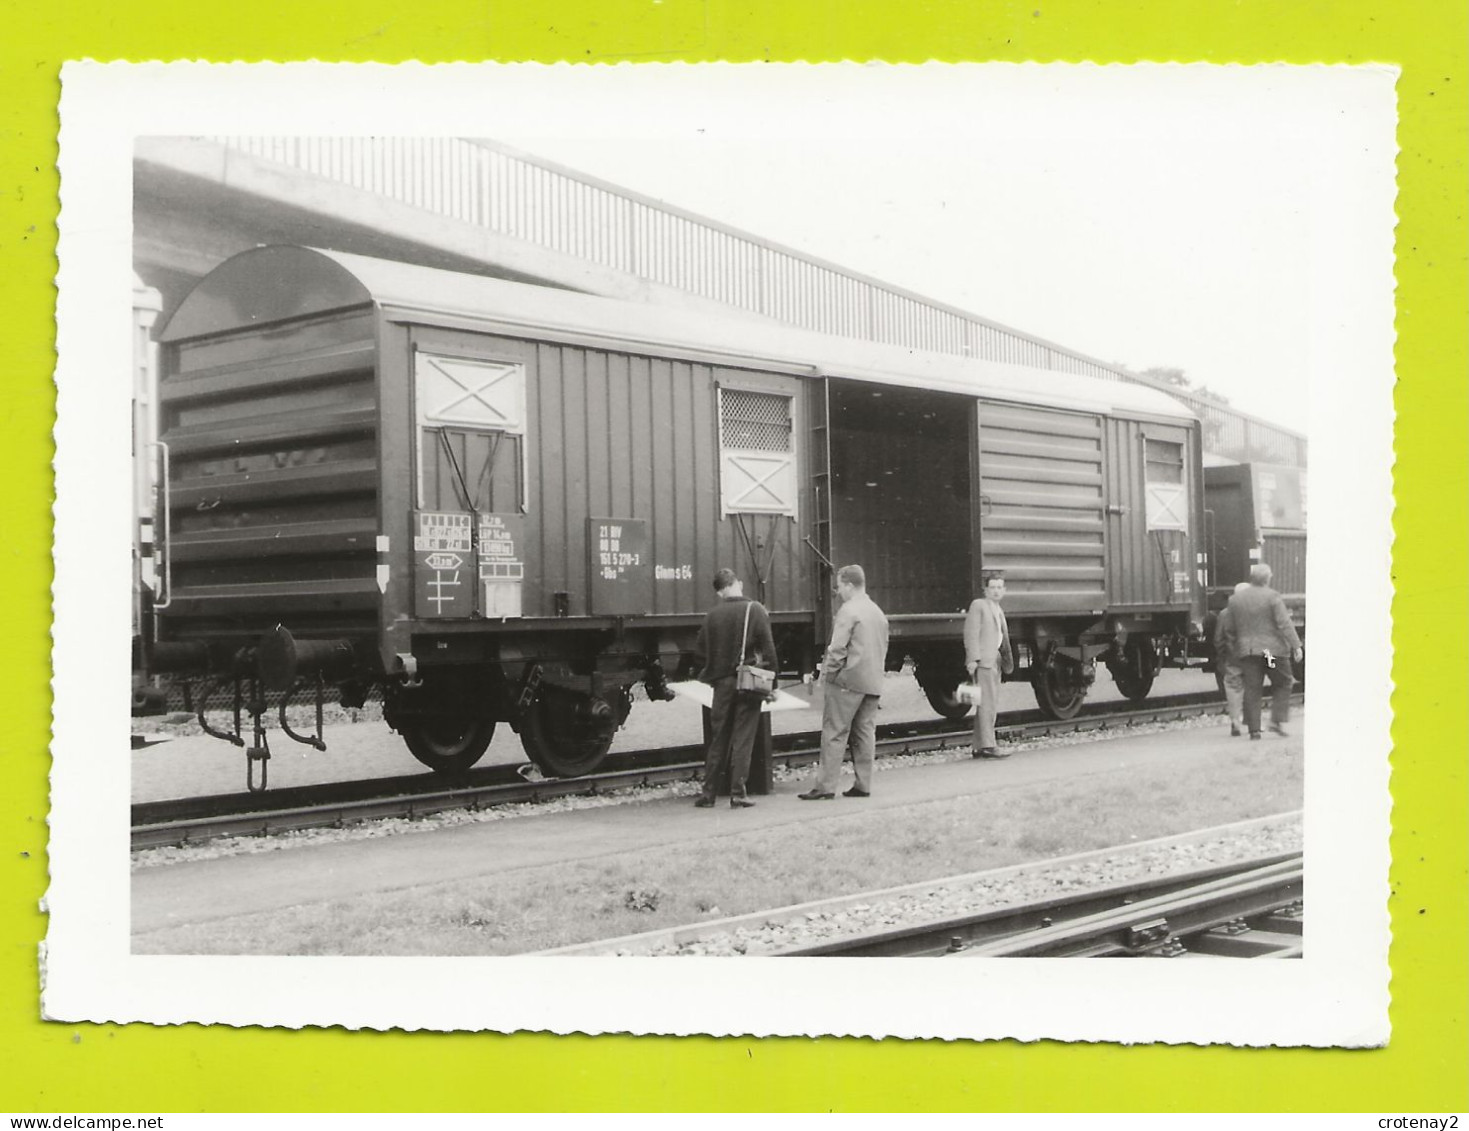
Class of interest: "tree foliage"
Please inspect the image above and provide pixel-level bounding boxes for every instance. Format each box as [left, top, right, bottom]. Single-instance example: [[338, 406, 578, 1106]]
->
[[1137, 365, 1231, 406]]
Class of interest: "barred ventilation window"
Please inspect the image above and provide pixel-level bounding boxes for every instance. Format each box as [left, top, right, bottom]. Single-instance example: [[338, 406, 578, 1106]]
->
[[719, 388, 797, 516], [1144, 438, 1188, 531], [721, 389, 792, 452]]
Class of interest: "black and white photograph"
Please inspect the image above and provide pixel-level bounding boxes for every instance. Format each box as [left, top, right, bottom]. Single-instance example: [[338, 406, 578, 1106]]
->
[[49, 63, 1393, 1041]]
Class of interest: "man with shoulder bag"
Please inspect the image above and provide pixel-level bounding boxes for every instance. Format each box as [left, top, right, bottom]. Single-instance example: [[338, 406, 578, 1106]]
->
[[691, 568, 778, 809]]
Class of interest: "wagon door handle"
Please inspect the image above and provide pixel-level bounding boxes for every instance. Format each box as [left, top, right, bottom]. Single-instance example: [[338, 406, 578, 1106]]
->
[[149, 440, 173, 610], [1106, 504, 1127, 516]]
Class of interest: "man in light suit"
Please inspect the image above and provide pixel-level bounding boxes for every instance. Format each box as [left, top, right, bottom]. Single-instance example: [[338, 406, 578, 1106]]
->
[[965, 572, 1014, 759], [800, 564, 890, 800], [1220, 563, 1303, 739]]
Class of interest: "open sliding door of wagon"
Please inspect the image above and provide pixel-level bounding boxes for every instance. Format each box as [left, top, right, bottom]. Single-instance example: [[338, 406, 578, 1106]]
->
[[974, 400, 1108, 617], [827, 379, 976, 638], [410, 336, 531, 622]]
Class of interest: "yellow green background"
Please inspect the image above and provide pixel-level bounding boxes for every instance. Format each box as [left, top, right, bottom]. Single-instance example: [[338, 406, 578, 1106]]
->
[[4, 0, 1464, 1113]]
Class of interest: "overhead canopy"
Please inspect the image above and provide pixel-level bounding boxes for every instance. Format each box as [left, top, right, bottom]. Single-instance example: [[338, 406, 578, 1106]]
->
[[162, 245, 1197, 424]]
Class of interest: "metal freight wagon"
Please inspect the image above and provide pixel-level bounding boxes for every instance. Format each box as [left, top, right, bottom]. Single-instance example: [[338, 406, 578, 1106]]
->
[[138, 246, 1208, 784]]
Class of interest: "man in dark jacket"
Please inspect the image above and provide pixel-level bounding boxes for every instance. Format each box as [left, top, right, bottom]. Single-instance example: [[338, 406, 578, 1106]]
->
[[1220, 563, 1304, 739], [691, 568, 777, 808]]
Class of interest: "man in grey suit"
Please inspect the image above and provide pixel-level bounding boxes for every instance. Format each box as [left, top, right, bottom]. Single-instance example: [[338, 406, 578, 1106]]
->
[[800, 564, 890, 800], [1220, 563, 1304, 739], [964, 571, 1014, 758]]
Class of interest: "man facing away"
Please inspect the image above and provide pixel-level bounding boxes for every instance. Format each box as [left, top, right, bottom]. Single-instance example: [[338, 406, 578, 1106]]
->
[[1220, 563, 1304, 739], [691, 568, 777, 809], [964, 572, 1014, 759], [800, 564, 890, 800], [1214, 580, 1253, 736]]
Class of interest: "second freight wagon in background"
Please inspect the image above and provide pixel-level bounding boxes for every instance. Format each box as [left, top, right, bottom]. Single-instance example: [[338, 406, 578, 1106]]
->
[[1203, 461, 1307, 684]]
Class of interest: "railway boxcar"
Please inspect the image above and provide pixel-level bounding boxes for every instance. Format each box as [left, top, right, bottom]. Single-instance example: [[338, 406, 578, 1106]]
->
[[140, 246, 1208, 784]]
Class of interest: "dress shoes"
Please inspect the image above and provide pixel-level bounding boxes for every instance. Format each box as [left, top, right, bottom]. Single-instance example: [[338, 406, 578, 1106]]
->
[[1249, 732, 1262, 741], [1230, 724, 1241, 737], [974, 747, 1010, 759], [842, 786, 870, 798], [694, 796, 716, 808], [730, 797, 756, 809], [1270, 723, 1289, 737], [798, 789, 835, 801]]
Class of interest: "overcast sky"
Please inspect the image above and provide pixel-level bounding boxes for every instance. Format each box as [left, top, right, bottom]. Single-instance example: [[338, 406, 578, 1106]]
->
[[481, 64, 1396, 438]]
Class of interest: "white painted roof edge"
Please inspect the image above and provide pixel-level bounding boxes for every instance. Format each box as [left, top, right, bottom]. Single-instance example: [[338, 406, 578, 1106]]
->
[[318, 248, 1197, 424]]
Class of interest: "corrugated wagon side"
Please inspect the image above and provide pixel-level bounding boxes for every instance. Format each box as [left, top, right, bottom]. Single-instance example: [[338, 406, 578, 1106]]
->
[[147, 251, 385, 687], [968, 395, 1205, 716]]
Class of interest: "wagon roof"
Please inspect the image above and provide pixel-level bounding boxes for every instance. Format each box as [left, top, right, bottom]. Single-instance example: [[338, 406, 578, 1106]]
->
[[163, 245, 1197, 423]]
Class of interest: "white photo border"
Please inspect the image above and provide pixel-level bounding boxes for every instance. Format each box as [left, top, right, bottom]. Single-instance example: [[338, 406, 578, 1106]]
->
[[49, 61, 1395, 1043]]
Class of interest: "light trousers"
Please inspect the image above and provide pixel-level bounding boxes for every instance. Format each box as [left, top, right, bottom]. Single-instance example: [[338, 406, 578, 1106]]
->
[[816, 684, 881, 793], [969, 664, 1002, 750], [1222, 660, 1244, 727]]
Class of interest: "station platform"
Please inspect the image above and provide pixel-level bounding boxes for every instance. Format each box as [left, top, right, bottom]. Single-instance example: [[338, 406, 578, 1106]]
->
[[131, 708, 1304, 938]]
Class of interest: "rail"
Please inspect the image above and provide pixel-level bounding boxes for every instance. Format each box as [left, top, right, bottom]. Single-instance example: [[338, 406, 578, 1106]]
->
[[777, 854, 1304, 958]]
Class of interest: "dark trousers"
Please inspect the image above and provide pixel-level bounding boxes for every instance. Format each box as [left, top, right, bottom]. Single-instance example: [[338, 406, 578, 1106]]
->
[[1238, 654, 1295, 735], [702, 675, 762, 799]]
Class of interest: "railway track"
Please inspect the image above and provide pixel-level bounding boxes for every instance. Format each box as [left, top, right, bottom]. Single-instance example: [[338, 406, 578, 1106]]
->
[[131, 690, 1292, 852], [782, 853, 1303, 958]]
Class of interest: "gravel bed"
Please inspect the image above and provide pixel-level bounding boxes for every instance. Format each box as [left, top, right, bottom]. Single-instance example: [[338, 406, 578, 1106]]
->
[[131, 709, 1236, 871], [599, 814, 1304, 956]]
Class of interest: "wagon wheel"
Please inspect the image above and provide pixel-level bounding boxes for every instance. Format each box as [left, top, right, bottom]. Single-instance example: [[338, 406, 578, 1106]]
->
[[922, 682, 975, 721], [1107, 642, 1157, 703], [915, 664, 973, 721], [520, 686, 631, 778], [1032, 653, 1088, 720], [400, 715, 497, 775]]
